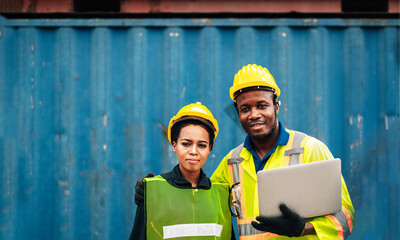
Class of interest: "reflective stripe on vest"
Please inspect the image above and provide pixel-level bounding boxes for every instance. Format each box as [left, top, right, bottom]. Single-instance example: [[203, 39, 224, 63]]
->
[[145, 175, 232, 240], [283, 131, 306, 166], [228, 131, 306, 239], [327, 206, 354, 240], [163, 223, 223, 239]]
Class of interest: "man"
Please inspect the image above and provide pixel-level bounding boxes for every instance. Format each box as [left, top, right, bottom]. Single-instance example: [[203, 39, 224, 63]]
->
[[210, 64, 354, 239], [135, 64, 355, 239]]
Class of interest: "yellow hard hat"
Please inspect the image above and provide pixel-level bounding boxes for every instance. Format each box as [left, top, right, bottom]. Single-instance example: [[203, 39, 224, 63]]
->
[[167, 102, 219, 143], [230, 64, 281, 101]]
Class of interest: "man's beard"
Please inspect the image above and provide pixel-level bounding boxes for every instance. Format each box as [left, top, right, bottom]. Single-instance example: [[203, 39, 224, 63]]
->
[[251, 116, 278, 144]]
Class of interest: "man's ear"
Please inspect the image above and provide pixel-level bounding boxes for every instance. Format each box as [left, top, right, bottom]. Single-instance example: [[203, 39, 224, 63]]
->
[[275, 100, 280, 115]]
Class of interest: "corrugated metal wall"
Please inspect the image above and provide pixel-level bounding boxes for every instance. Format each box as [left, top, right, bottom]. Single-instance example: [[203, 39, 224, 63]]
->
[[1, 0, 399, 13], [0, 17, 399, 239]]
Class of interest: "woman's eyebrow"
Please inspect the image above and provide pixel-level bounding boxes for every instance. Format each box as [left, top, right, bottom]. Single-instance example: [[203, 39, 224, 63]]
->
[[180, 138, 192, 142], [181, 138, 208, 143]]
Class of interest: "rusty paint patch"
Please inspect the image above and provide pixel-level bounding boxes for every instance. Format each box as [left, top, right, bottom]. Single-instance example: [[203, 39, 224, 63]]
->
[[6, 168, 11, 195], [58, 179, 68, 186], [148, 0, 161, 13], [59, 222, 69, 231], [384, 114, 389, 130], [357, 114, 363, 126], [24, 185, 34, 194], [0, 222, 9, 231], [1, 205, 11, 214], [158, 123, 168, 135], [169, 32, 179, 37], [180, 86, 186, 99], [304, 19, 318, 23], [200, 19, 211, 24], [350, 140, 359, 150]]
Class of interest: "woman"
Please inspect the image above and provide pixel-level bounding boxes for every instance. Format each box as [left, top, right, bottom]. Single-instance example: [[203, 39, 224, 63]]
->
[[129, 102, 233, 240]]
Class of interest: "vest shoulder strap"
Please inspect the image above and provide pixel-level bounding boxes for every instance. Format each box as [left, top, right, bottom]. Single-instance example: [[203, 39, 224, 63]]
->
[[227, 143, 245, 219], [227, 143, 244, 165], [285, 131, 308, 166]]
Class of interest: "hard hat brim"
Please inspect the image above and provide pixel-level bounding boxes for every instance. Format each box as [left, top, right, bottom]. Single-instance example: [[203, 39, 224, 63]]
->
[[230, 80, 281, 101]]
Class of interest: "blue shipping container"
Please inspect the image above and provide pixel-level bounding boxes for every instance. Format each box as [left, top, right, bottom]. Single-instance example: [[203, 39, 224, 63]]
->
[[0, 17, 399, 239]]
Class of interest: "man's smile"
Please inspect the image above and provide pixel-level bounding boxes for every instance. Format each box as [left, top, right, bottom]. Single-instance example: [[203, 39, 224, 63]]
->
[[248, 121, 265, 130]]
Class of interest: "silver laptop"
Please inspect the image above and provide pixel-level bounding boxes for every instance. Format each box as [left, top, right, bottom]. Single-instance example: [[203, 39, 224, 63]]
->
[[257, 158, 342, 218]]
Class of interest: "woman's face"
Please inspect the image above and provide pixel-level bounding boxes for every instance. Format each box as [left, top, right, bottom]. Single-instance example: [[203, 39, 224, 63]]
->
[[173, 124, 211, 177]]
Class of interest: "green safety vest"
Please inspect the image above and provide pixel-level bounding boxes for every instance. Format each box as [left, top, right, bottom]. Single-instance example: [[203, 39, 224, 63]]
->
[[145, 175, 232, 240]]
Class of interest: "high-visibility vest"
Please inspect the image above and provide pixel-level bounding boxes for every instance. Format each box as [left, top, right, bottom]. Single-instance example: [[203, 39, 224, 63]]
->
[[212, 129, 354, 240], [228, 131, 308, 239], [145, 175, 232, 239]]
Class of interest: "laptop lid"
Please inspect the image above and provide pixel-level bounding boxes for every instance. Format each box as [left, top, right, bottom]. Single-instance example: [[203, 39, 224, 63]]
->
[[257, 158, 342, 218]]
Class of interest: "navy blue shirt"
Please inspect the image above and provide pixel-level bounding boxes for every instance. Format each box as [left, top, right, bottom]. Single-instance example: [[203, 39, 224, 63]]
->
[[243, 120, 289, 172]]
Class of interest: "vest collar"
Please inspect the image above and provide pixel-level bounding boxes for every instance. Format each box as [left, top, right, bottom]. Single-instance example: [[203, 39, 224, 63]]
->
[[243, 120, 290, 171], [161, 164, 211, 189]]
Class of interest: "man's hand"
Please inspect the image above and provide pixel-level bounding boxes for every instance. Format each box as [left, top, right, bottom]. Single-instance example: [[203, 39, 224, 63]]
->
[[251, 203, 306, 237], [134, 173, 155, 205]]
